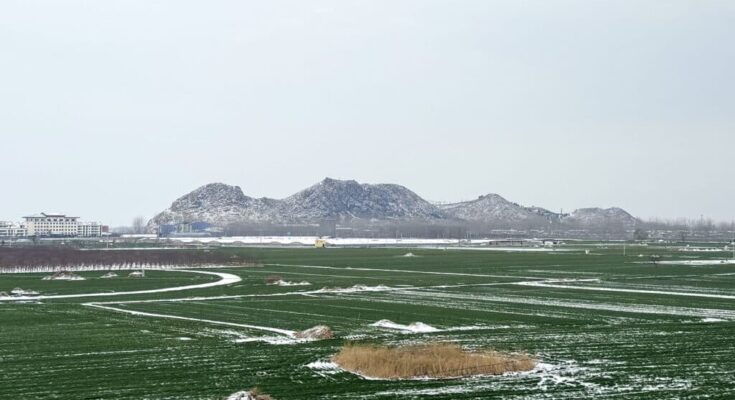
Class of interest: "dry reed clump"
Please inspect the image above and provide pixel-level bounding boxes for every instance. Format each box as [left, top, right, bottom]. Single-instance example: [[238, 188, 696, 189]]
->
[[264, 275, 283, 285], [332, 343, 536, 380]]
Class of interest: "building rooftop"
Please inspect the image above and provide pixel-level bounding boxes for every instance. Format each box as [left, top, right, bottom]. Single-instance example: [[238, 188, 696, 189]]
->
[[23, 213, 79, 219]]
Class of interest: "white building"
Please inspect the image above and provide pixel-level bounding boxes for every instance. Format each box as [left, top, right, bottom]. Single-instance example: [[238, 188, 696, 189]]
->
[[0, 222, 27, 237], [78, 222, 103, 237], [23, 213, 79, 236]]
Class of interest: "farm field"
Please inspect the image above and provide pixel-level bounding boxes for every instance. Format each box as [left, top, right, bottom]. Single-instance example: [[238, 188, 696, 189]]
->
[[1, 245, 735, 399]]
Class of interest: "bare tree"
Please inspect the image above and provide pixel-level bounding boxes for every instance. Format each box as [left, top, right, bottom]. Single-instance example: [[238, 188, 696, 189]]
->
[[132, 216, 146, 234]]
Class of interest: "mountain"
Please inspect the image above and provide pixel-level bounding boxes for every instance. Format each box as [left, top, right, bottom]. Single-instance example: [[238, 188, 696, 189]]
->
[[148, 183, 281, 227], [148, 178, 639, 232], [149, 178, 444, 228], [280, 178, 443, 222], [439, 194, 558, 225], [563, 207, 638, 228]]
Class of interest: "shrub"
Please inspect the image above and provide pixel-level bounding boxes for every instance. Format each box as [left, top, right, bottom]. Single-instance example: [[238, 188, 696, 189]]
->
[[332, 342, 535, 379]]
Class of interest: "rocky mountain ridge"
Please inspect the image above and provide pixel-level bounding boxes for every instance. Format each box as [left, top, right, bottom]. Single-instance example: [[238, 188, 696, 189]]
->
[[148, 178, 638, 230]]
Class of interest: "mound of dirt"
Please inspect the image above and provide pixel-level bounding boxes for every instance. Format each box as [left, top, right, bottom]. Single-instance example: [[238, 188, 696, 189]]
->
[[401, 252, 417, 257], [42, 271, 85, 281], [100, 272, 118, 279], [128, 271, 144, 278], [0, 291, 9, 298], [294, 325, 334, 340], [226, 387, 272, 400], [333, 342, 536, 380]]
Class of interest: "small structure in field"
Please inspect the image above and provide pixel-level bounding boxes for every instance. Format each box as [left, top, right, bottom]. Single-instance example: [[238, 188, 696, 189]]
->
[[294, 325, 334, 340], [332, 342, 535, 380], [42, 271, 85, 281], [128, 271, 145, 278], [100, 272, 118, 279]]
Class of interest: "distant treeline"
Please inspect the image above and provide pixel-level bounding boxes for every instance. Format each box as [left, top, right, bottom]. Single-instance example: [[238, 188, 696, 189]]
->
[[220, 217, 734, 241], [0, 248, 255, 269]]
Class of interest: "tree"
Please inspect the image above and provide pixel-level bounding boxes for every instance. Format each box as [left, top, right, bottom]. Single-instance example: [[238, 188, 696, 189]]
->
[[633, 229, 649, 241], [132, 216, 146, 234]]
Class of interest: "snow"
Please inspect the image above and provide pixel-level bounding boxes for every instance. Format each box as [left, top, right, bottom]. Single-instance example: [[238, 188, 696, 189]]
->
[[370, 319, 440, 333], [225, 390, 259, 400], [515, 279, 735, 300], [0, 269, 241, 301], [87, 304, 296, 337], [701, 318, 727, 323], [10, 288, 39, 296], [369, 319, 495, 333], [314, 284, 394, 294], [657, 259, 735, 266], [271, 279, 311, 286], [42, 272, 85, 281]]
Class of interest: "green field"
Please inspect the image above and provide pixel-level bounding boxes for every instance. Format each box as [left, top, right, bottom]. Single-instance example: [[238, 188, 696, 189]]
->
[[1, 245, 735, 399]]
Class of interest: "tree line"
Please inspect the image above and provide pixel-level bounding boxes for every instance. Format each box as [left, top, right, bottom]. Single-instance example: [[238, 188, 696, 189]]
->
[[0, 248, 255, 269]]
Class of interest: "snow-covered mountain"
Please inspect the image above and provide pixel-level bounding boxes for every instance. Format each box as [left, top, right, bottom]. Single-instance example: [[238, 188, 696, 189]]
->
[[279, 178, 443, 222], [440, 194, 558, 224], [149, 178, 444, 228], [563, 207, 638, 228], [148, 183, 281, 227], [148, 178, 639, 231]]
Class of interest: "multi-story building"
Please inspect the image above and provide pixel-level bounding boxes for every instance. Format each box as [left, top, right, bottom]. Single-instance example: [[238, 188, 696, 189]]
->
[[23, 213, 79, 236], [78, 222, 103, 237], [0, 222, 27, 237]]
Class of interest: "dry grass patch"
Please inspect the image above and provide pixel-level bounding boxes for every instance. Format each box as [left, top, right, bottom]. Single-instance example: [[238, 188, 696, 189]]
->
[[332, 342, 535, 380]]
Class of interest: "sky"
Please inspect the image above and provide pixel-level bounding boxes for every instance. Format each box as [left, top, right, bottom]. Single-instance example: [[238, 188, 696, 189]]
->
[[1, 0, 734, 226]]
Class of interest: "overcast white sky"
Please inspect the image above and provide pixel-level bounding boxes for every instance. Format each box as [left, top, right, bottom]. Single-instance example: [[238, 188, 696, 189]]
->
[[1, 0, 733, 226]]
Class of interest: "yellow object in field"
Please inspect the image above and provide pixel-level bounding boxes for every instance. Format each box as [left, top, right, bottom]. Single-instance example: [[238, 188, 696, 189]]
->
[[315, 239, 327, 248]]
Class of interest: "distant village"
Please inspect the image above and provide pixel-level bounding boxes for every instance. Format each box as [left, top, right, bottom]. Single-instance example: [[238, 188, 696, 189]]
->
[[0, 212, 108, 238]]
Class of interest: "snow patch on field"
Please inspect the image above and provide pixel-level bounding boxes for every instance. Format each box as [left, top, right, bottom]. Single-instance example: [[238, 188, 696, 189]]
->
[[368, 319, 492, 333], [657, 259, 735, 266], [1, 269, 241, 301], [515, 279, 735, 300], [306, 360, 342, 376], [315, 284, 394, 294], [87, 304, 296, 336], [371, 319, 440, 333], [272, 279, 311, 286], [214, 329, 312, 345]]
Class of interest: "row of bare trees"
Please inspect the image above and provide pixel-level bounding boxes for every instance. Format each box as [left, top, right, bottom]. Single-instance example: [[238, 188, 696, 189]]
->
[[0, 248, 255, 270]]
